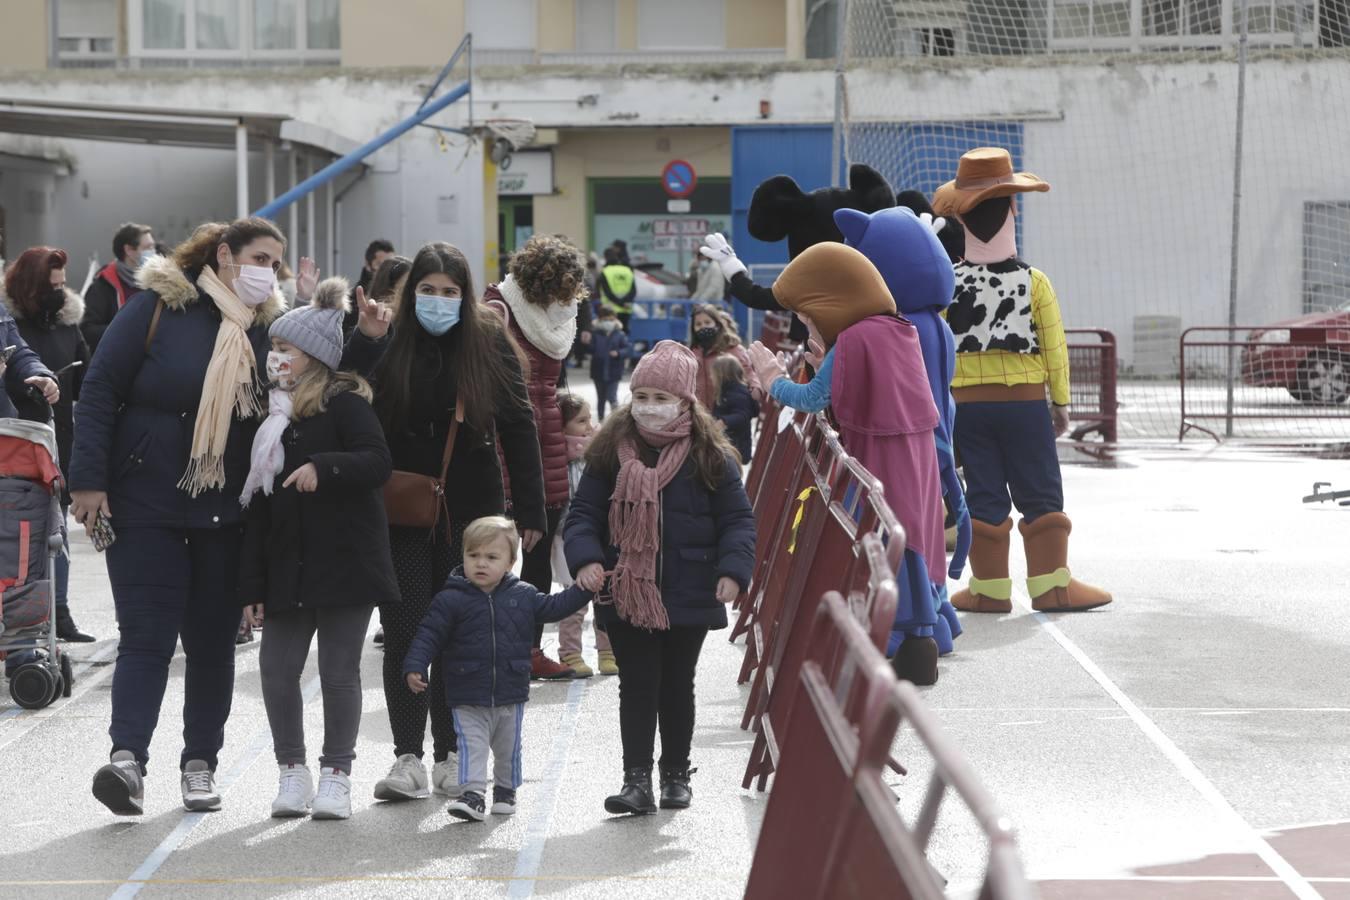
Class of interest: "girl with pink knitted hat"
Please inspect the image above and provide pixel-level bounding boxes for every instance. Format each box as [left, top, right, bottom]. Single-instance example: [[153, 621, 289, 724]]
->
[[564, 340, 756, 816]]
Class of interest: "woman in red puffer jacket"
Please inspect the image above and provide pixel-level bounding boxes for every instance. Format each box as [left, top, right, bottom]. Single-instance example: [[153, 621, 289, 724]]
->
[[483, 235, 589, 680]]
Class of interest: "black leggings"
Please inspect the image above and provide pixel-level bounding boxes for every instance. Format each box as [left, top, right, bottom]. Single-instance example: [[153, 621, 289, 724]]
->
[[381, 521, 466, 762], [605, 620, 709, 773], [521, 505, 565, 647]]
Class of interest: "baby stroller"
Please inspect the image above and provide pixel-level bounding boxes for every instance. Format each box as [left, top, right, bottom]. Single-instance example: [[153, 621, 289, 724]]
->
[[0, 415, 74, 709]]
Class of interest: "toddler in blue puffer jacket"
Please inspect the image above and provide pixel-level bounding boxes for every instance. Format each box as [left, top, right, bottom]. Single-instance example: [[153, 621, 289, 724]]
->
[[403, 516, 592, 823]]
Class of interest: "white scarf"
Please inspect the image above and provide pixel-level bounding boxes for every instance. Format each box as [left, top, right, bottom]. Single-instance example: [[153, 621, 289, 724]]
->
[[239, 388, 294, 507], [497, 274, 578, 361]]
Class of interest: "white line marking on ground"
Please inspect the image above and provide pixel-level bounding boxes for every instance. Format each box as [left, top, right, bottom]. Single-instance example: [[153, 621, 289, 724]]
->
[[1025, 605, 1324, 900], [0, 642, 119, 750], [996, 720, 1045, 727], [508, 679, 586, 900], [108, 674, 322, 900]]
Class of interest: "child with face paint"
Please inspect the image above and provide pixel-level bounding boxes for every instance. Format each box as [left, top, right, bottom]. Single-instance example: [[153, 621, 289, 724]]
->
[[238, 276, 398, 821], [564, 341, 756, 816]]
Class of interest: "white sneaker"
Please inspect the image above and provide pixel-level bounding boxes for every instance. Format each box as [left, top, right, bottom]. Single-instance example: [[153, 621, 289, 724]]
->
[[373, 753, 430, 801], [271, 764, 313, 818], [432, 757, 462, 798], [312, 768, 352, 820], [181, 759, 221, 812]]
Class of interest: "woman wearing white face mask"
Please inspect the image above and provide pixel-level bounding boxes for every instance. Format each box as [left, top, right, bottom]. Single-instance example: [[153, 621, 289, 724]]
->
[[69, 219, 389, 818], [362, 242, 547, 803], [481, 234, 589, 681]]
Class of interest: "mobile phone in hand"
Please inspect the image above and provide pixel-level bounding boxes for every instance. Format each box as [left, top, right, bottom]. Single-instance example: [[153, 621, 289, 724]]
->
[[91, 510, 117, 553], [1, 345, 16, 364]]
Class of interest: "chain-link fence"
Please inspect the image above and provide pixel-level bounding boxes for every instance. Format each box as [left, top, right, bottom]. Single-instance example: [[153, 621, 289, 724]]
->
[[832, 0, 1350, 442]]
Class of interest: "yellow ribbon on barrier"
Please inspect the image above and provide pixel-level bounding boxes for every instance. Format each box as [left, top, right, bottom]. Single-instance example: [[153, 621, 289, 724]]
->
[[787, 487, 817, 554]]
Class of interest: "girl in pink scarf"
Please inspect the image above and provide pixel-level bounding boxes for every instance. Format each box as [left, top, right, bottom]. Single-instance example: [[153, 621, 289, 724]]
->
[[564, 341, 756, 817]]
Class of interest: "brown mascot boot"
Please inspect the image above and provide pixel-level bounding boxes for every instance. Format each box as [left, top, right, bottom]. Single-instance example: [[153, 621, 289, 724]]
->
[[950, 518, 1014, 614], [1019, 512, 1112, 612]]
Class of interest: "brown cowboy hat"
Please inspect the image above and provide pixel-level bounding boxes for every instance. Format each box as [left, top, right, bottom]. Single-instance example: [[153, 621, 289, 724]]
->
[[932, 147, 1049, 217]]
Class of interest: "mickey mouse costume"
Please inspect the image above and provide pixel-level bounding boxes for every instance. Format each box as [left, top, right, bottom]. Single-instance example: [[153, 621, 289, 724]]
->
[[932, 148, 1110, 614]]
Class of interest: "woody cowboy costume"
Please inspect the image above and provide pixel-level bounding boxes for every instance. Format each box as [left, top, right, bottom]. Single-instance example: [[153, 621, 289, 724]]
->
[[933, 148, 1111, 614]]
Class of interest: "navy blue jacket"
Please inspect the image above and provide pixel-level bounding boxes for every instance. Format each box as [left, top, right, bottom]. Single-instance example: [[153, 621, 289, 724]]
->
[[402, 570, 592, 708], [0, 304, 54, 420], [564, 446, 756, 630], [713, 381, 759, 464], [68, 257, 384, 530], [589, 327, 630, 384]]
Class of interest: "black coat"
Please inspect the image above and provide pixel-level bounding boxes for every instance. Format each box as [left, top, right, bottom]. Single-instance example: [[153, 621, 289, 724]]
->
[[81, 263, 137, 357], [0, 304, 54, 421], [239, 389, 400, 614], [366, 327, 548, 535], [403, 570, 591, 708], [589, 327, 630, 384], [713, 381, 759, 464], [70, 257, 386, 530], [564, 447, 756, 630], [6, 287, 89, 488]]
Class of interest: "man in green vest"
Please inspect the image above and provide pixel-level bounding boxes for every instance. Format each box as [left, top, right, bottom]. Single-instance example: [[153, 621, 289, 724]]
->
[[598, 246, 637, 332]]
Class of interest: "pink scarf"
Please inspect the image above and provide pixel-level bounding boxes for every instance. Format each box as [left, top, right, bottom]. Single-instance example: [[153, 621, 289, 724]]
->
[[607, 411, 693, 630]]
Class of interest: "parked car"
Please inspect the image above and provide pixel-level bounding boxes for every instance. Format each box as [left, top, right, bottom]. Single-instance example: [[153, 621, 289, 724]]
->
[[1241, 300, 1350, 404]]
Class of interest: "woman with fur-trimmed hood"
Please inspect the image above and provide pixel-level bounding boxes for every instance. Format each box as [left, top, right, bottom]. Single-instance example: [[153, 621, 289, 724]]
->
[[68, 217, 389, 819], [2, 246, 93, 642]]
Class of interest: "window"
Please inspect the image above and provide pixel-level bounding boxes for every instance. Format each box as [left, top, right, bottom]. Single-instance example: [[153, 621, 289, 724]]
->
[[57, 0, 118, 61], [576, 0, 617, 53], [637, 0, 725, 50], [129, 0, 339, 62], [467, 0, 538, 49]]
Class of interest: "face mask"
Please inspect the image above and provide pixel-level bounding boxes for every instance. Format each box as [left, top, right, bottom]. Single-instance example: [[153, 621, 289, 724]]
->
[[415, 294, 462, 336], [266, 351, 296, 389], [694, 327, 718, 347], [548, 302, 576, 327], [138, 248, 158, 268], [596, 319, 619, 334], [40, 287, 66, 313], [226, 253, 277, 307], [631, 401, 682, 431]]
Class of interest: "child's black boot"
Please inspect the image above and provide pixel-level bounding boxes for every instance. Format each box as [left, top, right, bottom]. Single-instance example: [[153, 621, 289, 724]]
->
[[659, 766, 696, 810], [604, 767, 656, 815]]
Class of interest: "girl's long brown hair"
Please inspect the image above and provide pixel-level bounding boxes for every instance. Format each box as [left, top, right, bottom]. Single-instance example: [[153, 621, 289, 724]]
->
[[372, 242, 529, 435], [585, 400, 741, 486], [690, 303, 744, 355]]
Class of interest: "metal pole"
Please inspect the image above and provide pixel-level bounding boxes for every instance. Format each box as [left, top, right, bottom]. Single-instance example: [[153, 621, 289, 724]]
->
[[1224, 0, 1249, 438], [235, 121, 249, 219], [306, 156, 317, 262], [326, 170, 336, 275], [288, 149, 299, 270], [830, 0, 848, 187], [264, 140, 276, 201]]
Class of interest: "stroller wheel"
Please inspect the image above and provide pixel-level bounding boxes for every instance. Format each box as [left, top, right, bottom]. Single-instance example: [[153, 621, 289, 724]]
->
[[60, 653, 74, 698], [9, 662, 57, 710]]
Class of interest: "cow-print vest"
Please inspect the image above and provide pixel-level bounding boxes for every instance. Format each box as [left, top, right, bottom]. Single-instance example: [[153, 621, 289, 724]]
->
[[948, 258, 1039, 355]]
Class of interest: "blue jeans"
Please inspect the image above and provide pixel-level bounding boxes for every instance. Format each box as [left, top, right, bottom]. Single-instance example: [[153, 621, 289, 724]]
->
[[55, 507, 69, 609], [105, 526, 244, 772], [953, 399, 1064, 526]]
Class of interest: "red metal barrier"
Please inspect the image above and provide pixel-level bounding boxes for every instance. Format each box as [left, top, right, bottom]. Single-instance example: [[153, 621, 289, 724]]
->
[[1180, 325, 1350, 441], [1065, 328, 1119, 443], [745, 594, 1031, 900]]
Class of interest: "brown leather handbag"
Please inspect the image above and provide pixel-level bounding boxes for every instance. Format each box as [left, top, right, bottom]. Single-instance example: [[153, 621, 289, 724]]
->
[[383, 398, 464, 529]]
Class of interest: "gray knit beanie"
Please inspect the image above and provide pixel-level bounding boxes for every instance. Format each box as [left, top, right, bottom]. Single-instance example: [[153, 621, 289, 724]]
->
[[268, 276, 349, 371]]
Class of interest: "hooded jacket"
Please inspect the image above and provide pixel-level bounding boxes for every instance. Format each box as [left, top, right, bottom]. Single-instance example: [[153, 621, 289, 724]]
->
[[81, 260, 138, 356]]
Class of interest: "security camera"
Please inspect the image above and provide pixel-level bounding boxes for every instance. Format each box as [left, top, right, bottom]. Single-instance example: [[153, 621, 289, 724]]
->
[[489, 136, 514, 166]]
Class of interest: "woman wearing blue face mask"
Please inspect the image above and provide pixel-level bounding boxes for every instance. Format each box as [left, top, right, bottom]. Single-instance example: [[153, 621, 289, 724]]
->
[[364, 241, 547, 804]]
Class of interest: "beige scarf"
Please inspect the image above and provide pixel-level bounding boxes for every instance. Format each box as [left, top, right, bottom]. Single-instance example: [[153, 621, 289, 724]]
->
[[183, 266, 265, 497]]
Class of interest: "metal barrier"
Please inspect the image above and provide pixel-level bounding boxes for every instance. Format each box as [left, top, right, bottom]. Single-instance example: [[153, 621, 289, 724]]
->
[[1065, 328, 1119, 443], [1179, 325, 1350, 441], [745, 594, 1031, 900]]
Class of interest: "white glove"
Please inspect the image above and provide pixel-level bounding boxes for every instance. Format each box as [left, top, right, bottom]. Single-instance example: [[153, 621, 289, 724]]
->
[[700, 233, 748, 281], [918, 212, 947, 235]]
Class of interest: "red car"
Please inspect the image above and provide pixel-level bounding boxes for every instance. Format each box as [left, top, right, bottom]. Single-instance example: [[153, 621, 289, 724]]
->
[[1241, 301, 1350, 404]]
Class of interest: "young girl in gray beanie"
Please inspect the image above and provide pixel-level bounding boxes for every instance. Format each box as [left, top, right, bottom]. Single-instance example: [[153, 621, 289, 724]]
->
[[239, 276, 400, 821]]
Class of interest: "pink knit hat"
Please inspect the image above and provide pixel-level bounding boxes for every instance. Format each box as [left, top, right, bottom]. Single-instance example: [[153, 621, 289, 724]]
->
[[630, 340, 699, 403]]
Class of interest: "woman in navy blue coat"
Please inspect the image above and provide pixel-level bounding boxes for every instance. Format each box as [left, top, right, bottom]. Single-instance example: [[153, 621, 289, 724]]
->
[[69, 218, 388, 817]]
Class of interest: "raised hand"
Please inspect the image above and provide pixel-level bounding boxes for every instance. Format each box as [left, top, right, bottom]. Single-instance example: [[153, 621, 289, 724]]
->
[[354, 285, 393, 340], [748, 341, 787, 390], [699, 233, 748, 281], [805, 338, 827, 371], [296, 257, 320, 302]]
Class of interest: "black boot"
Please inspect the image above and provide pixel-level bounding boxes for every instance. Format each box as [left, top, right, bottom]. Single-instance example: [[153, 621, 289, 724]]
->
[[891, 636, 938, 686], [55, 606, 96, 643], [604, 767, 656, 816], [659, 766, 696, 810]]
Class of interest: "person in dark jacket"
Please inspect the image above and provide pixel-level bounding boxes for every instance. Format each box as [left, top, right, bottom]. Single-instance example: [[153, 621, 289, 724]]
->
[[1, 301, 59, 421], [709, 354, 759, 464], [81, 222, 156, 357], [69, 217, 391, 819], [403, 516, 591, 821], [2, 246, 94, 642], [566, 341, 756, 816], [589, 307, 630, 419], [360, 241, 547, 805], [483, 233, 588, 681], [239, 275, 398, 822]]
